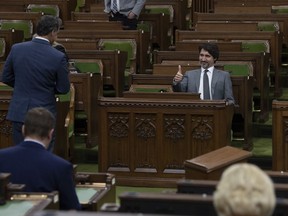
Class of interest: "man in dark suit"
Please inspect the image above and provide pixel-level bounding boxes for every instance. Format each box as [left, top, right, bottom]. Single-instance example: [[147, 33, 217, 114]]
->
[[104, 0, 146, 30], [0, 107, 81, 210], [1, 15, 70, 151], [173, 43, 235, 105]]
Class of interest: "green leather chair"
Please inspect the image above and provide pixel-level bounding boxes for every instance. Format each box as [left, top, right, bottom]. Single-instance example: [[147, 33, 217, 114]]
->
[[26, 4, 60, 17], [0, 20, 33, 41], [257, 21, 280, 32], [271, 5, 288, 14]]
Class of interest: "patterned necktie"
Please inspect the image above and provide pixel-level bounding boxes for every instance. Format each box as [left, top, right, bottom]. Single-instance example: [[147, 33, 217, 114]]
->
[[112, 0, 118, 13], [203, 69, 211, 100]]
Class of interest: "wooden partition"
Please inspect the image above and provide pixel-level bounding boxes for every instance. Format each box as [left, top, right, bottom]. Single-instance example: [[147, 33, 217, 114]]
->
[[0, 0, 77, 21], [58, 29, 150, 74], [0, 29, 24, 60], [67, 50, 127, 97], [193, 12, 288, 46], [272, 100, 288, 171], [0, 84, 71, 160], [98, 95, 234, 187]]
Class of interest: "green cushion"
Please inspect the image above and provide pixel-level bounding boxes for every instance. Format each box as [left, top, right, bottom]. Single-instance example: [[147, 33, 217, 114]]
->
[[74, 61, 101, 74], [257, 22, 279, 31], [0, 20, 33, 40], [56, 90, 71, 102], [75, 111, 87, 120], [224, 64, 251, 76], [272, 6, 288, 14], [101, 41, 135, 68], [27, 4, 59, 17], [137, 21, 151, 33], [241, 41, 269, 53], [0, 38, 5, 57]]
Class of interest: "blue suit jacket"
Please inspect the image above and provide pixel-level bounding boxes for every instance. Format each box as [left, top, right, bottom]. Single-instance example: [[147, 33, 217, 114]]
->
[[173, 68, 235, 105], [1, 38, 70, 122], [0, 141, 81, 210]]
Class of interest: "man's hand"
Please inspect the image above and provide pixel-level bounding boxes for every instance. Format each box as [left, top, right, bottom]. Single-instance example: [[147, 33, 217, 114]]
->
[[127, 11, 136, 19], [173, 65, 183, 82]]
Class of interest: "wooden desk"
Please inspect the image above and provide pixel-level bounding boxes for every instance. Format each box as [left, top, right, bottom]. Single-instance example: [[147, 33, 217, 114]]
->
[[75, 172, 116, 211], [0, 84, 71, 159], [98, 96, 233, 187], [272, 100, 288, 171], [184, 146, 252, 180]]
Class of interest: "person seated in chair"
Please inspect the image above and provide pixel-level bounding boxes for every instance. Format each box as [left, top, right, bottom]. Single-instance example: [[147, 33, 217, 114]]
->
[[0, 107, 81, 210]]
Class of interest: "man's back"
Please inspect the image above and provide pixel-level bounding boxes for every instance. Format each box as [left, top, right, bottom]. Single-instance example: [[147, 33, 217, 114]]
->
[[0, 141, 81, 210]]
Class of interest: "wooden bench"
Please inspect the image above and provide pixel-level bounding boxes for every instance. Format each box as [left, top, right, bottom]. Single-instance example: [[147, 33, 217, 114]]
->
[[58, 29, 151, 74], [0, 29, 24, 60], [175, 30, 283, 97], [177, 178, 288, 199], [67, 50, 127, 97], [0, 0, 76, 21], [63, 20, 124, 31], [193, 12, 288, 46], [153, 50, 270, 123], [272, 100, 288, 172], [184, 146, 252, 180], [174, 41, 243, 52], [195, 21, 259, 32]]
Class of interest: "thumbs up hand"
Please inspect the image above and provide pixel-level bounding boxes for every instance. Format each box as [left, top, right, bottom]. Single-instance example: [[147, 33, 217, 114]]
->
[[173, 65, 183, 82]]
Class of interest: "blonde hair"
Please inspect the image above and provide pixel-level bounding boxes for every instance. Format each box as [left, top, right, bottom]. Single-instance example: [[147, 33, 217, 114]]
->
[[213, 163, 276, 216]]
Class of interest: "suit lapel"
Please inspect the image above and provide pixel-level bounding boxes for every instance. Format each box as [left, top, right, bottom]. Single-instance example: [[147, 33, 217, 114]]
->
[[211, 69, 220, 98]]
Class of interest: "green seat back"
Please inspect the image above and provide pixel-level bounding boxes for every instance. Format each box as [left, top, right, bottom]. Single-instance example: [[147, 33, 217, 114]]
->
[[137, 21, 152, 33], [99, 39, 136, 68], [26, 4, 60, 17], [272, 5, 288, 14], [257, 22, 279, 31], [0, 38, 5, 58], [0, 20, 33, 40], [144, 5, 174, 23], [224, 63, 252, 76], [240, 40, 269, 53], [74, 61, 101, 74], [55, 90, 71, 102]]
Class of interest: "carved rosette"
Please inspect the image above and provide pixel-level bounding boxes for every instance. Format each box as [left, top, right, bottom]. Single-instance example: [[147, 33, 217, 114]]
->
[[135, 115, 156, 140], [191, 115, 213, 140], [108, 113, 129, 138], [164, 116, 185, 142]]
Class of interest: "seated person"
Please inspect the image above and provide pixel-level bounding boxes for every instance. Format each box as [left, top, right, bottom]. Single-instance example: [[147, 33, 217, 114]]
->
[[213, 163, 276, 216], [0, 107, 81, 210]]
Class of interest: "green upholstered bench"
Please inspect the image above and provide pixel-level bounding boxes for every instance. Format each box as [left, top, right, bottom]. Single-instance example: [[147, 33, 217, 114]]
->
[[272, 5, 288, 14], [0, 20, 33, 41], [257, 21, 280, 32], [98, 39, 137, 90], [26, 4, 60, 17]]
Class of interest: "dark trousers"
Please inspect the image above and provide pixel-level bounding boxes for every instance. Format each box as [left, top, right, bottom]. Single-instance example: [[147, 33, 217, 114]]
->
[[109, 12, 138, 30]]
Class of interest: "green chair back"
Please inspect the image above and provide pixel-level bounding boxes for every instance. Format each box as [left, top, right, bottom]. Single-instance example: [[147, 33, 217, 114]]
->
[[144, 5, 174, 23], [26, 4, 60, 17], [73, 60, 102, 74], [257, 22, 279, 31], [272, 5, 288, 14], [237, 40, 270, 53], [0, 38, 5, 58], [223, 62, 253, 77], [98, 39, 136, 69], [0, 20, 33, 40]]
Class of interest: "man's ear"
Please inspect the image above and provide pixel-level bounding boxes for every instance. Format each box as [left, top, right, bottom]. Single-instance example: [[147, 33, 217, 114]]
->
[[48, 129, 54, 141], [22, 125, 25, 136]]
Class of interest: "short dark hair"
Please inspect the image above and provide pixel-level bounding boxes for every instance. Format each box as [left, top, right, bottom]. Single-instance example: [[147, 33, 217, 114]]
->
[[198, 43, 220, 60], [23, 107, 55, 139], [36, 15, 62, 36]]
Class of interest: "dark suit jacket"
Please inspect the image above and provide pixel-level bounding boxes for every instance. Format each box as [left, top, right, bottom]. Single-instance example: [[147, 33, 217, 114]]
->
[[0, 141, 81, 210], [1, 38, 70, 122], [173, 68, 235, 105]]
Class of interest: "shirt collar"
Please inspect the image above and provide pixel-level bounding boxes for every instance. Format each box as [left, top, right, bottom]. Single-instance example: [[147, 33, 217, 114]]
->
[[24, 138, 46, 148], [202, 66, 214, 73], [35, 36, 50, 43]]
